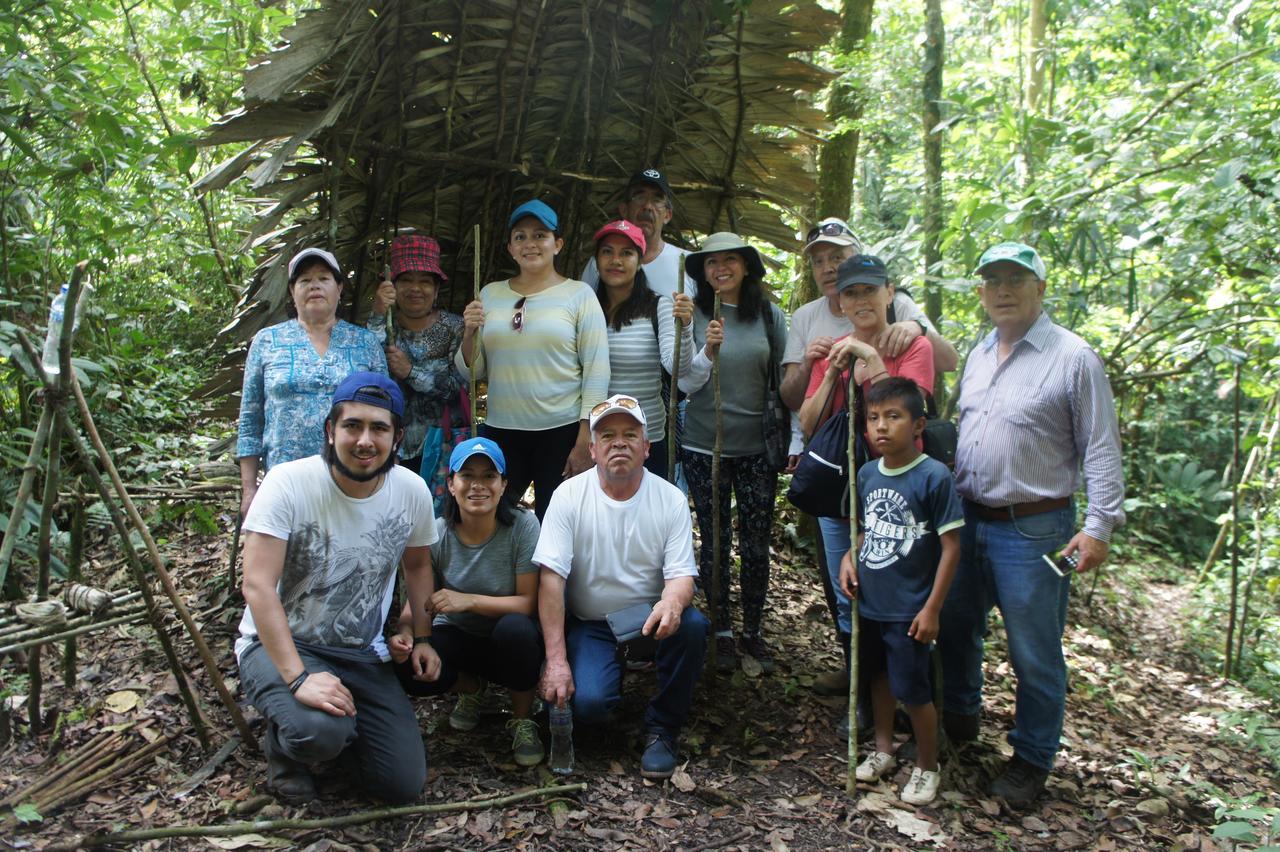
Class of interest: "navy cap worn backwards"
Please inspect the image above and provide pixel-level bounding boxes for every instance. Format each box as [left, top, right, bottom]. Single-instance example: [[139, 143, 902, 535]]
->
[[835, 254, 888, 293], [331, 371, 405, 419]]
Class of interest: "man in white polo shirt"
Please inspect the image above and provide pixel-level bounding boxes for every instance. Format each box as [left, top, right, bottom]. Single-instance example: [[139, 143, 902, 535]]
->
[[536, 394, 707, 780]]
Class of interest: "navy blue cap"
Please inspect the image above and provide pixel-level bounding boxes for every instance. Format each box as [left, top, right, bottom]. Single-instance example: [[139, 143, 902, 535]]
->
[[331, 371, 405, 419], [507, 199, 559, 232], [836, 254, 889, 292]]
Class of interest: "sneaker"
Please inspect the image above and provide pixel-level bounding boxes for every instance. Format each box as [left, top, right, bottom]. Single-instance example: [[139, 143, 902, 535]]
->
[[854, 750, 895, 782], [263, 723, 317, 804], [506, 717, 544, 767], [640, 729, 679, 780], [715, 635, 736, 673], [901, 766, 941, 805], [812, 668, 850, 696], [990, 754, 1050, 807], [738, 634, 775, 674], [449, 681, 487, 732], [942, 711, 979, 743]]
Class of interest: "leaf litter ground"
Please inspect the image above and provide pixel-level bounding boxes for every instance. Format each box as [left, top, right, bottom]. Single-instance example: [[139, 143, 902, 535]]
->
[[2, 509, 1276, 850]]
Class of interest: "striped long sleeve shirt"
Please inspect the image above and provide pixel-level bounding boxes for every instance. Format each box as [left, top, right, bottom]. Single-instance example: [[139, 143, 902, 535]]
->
[[954, 311, 1125, 541]]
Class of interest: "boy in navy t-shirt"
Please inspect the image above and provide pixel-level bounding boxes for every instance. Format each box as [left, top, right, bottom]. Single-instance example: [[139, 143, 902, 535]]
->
[[838, 377, 963, 805]]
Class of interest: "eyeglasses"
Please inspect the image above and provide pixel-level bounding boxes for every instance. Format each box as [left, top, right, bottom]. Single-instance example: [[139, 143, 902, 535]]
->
[[511, 296, 527, 332], [805, 221, 854, 243], [979, 275, 1037, 291], [590, 397, 641, 417]]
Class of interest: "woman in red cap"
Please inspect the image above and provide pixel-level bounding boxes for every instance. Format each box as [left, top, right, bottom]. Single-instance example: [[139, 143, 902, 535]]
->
[[368, 234, 465, 509], [593, 219, 694, 479]]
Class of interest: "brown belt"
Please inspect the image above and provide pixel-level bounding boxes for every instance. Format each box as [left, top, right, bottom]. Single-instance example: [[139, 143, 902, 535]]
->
[[964, 496, 1070, 522]]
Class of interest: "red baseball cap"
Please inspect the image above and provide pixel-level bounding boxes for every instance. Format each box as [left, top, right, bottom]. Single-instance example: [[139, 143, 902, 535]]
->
[[592, 219, 647, 255], [389, 235, 448, 283]]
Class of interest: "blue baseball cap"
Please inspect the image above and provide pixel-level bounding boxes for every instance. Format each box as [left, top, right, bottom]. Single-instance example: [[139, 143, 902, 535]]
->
[[331, 371, 405, 419], [448, 437, 507, 475], [507, 199, 559, 232]]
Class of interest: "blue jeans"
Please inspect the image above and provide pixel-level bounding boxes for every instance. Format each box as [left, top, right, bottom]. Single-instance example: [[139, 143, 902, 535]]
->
[[938, 504, 1074, 771], [566, 607, 708, 733], [817, 516, 853, 634]]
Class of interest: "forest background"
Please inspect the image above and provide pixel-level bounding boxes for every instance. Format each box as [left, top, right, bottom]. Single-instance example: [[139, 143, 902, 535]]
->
[[0, 0, 1278, 841]]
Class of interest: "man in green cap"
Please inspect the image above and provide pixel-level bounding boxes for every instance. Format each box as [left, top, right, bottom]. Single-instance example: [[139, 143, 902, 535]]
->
[[939, 241, 1125, 806]]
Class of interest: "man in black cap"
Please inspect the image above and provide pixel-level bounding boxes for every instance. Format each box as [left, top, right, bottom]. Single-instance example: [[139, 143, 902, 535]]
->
[[236, 372, 439, 805], [581, 167, 694, 298]]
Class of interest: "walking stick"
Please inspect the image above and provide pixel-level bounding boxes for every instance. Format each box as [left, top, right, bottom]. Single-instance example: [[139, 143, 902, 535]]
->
[[667, 305, 683, 481], [846, 371, 860, 796], [470, 223, 480, 435], [383, 264, 394, 349], [710, 294, 723, 641]]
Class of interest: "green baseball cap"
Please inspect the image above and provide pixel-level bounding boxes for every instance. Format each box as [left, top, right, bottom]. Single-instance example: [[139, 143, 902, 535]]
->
[[975, 242, 1046, 280]]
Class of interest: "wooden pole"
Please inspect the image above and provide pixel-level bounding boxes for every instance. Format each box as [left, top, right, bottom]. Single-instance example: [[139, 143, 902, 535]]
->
[[64, 499, 85, 687], [710, 294, 723, 639], [846, 372, 860, 796], [471, 223, 480, 434], [67, 372, 255, 748], [26, 415, 62, 734], [0, 406, 52, 591], [667, 308, 683, 481], [383, 263, 394, 348]]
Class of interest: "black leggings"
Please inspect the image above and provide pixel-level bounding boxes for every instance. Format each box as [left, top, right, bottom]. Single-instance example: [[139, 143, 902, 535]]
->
[[480, 421, 579, 520], [395, 615, 544, 697]]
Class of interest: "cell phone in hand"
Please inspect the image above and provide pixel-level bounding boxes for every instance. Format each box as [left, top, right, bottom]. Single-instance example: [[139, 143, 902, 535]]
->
[[1042, 552, 1078, 577]]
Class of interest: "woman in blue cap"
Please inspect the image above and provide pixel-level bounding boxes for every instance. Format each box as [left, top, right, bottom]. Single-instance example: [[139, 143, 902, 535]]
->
[[388, 437, 545, 766], [456, 200, 610, 519]]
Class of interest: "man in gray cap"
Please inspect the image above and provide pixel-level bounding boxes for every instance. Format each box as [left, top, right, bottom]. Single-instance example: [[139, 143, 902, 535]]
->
[[939, 242, 1124, 806]]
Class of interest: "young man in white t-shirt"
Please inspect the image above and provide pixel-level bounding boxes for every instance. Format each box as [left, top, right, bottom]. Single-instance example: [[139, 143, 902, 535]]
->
[[536, 394, 707, 781], [237, 372, 439, 805]]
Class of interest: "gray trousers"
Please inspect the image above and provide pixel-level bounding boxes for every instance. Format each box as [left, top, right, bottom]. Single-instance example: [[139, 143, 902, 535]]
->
[[239, 641, 426, 804]]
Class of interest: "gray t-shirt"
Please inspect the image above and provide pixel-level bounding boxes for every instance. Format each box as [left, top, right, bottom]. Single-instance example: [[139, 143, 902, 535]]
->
[[430, 509, 541, 636], [681, 302, 788, 458]]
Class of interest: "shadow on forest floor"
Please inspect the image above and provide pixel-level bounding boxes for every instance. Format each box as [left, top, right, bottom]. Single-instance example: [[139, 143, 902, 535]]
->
[[1, 512, 1277, 850]]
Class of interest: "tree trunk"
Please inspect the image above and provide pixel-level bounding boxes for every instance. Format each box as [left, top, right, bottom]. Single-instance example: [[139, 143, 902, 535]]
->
[[1026, 0, 1048, 114], [922, 0, 946, 400]]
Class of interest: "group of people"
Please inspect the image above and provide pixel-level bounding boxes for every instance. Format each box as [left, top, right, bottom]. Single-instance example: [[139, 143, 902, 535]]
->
[[232, 167, 1125, 812]]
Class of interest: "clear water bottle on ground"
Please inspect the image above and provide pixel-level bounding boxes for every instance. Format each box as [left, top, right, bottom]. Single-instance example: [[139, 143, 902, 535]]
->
[[41, 284, 68, 376], [548, 704, 574, 775]]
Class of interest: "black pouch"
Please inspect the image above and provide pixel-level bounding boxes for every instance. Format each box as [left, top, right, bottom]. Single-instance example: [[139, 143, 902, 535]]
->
[[605, 602, 658, 663]]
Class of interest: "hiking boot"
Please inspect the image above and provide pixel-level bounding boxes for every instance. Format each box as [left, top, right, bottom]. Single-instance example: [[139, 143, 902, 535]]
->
[[855, 750, 895, 782], [715, 635, 736, 673], [640, 729, 679, 780], [812, 668, 850, 696], [942, 711, 979, 743], [506, 717, 545, 767], [450, 681, 487, 732], [990, 754, 1050, 808], [263, 723, 317, 804], [901, 766, 941, 806], [738, 634, 775, 674]]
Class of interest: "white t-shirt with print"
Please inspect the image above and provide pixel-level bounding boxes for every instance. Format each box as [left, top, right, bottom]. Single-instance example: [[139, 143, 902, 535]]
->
[[533, 468, 697, 621], [236, 456, 438, 662]]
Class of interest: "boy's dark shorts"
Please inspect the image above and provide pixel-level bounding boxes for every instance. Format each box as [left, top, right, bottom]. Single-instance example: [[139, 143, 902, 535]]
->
[[859, 617, 933, 705]]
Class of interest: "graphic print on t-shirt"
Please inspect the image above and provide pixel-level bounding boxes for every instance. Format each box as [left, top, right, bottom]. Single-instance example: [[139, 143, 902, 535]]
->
[[859, 486, 930, 571], [279, 513, 412, 649]]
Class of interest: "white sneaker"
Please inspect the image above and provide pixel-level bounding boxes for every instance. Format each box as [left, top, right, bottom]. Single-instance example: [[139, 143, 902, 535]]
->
[[855, 750, 895, 782], [901, 766, 941, 805]]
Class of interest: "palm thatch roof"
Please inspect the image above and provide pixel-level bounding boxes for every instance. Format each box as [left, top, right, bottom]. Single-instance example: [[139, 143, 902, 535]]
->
[[198, 0, 834, 399]]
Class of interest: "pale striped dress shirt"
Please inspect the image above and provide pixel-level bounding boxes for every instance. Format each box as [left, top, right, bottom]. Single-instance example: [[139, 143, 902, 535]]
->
[[954, 311, 1125, 541]]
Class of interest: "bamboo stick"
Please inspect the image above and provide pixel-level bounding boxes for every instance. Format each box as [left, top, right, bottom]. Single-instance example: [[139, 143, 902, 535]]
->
[[710, 294, 723, 639], [0, 730, 125, 808], [56, 783, 589, 850], [0, 393, 54, 592], [471, 222, 480, 434], [68, 373, 254, 748], [64, 500, 86, 687], [846, 372, 860, 797], [0, 608, 149, 655], [28, 414, 63, 734], [667, 303, 683, 481]]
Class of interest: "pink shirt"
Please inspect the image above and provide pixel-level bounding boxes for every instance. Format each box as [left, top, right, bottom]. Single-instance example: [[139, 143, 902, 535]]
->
[[805, 334, 934, 455]]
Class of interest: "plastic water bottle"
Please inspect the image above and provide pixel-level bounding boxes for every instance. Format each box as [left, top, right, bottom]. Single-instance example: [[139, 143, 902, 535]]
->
[[548, 704, 574, 775], [41, 284, 69, 377]]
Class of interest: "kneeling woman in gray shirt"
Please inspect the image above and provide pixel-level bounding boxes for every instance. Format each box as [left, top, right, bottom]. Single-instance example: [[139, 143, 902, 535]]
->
[[389, 437, 544, 767]]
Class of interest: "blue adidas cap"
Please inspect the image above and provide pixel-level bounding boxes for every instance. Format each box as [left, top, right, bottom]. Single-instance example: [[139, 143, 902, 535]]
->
[[448, 437, 507, 475]]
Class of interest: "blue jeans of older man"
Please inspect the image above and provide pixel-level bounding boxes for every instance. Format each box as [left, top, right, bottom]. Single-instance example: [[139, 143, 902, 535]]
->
[[938, 504, 1074, 771], [566, 607, 708, 733]]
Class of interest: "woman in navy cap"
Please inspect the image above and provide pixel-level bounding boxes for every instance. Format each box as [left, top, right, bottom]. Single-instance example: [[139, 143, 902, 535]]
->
[[238, 247, 386, 518], [456, 200, 609, 519], [388, 437, 545, 767]]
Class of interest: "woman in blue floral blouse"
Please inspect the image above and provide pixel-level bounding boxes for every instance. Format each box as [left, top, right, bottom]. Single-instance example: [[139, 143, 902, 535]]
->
[[237, 247, 387, 517]]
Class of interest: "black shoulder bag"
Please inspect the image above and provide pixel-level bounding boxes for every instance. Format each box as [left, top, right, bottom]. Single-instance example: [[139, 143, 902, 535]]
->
[[760, 304, 790, 473]]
